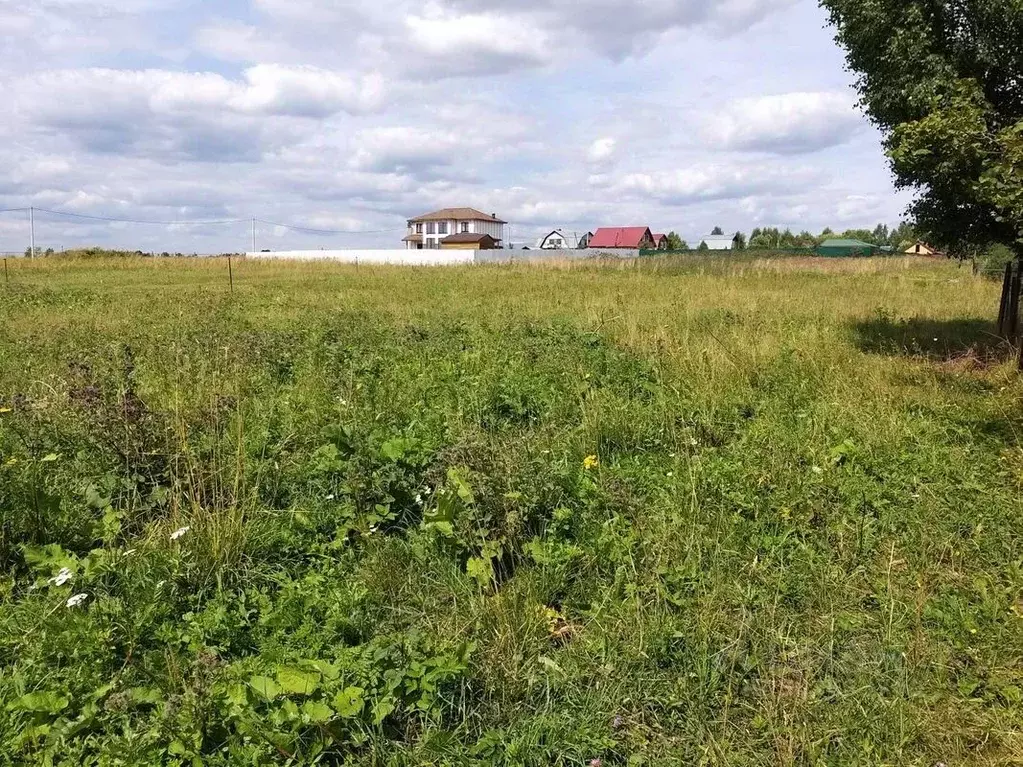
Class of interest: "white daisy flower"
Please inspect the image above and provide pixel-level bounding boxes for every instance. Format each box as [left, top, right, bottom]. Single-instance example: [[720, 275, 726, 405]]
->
[[66, 593, 88, 608], [49, 567, 73, 586], [170, 526, 191, 541]]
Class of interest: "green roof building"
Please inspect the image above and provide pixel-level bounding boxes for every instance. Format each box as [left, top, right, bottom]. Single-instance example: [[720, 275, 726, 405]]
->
[[815, 239, 880, 257]]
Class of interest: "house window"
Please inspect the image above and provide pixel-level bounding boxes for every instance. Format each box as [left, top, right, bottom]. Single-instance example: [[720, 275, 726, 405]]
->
[[426, 222, 436, 235], [461, 222, 470, 233], [438, 222, 449, 235], [416, 223, 423, 234], [550, 238, 563, 249]]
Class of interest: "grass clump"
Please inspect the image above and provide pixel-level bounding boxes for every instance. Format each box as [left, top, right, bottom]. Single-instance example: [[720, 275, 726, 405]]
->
[[0, 255, 1021, 765]]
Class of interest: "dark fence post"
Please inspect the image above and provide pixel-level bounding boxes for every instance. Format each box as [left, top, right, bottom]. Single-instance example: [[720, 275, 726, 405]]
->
[[1009, 262, 1021, 343], [3, 258, 8, 286], [998, 262, 1012, 336], [228, 255, 234, 293]]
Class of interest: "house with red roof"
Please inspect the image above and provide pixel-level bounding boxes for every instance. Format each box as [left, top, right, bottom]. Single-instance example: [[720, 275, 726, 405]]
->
[[588, 227, 655, 250], [652, 234, 669, 250]]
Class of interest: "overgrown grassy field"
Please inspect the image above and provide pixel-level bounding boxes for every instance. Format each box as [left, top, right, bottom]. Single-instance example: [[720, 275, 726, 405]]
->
[[1, 255, 1021, 765]]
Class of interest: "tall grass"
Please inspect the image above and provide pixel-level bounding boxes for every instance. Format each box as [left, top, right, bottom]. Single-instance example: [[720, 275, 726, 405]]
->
[[0, 255, 1020, 765]]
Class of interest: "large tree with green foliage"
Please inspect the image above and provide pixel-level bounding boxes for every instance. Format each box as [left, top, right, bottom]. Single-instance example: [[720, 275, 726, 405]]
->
[[821, 0, 1023, 256], [665, 231, 687, 251]]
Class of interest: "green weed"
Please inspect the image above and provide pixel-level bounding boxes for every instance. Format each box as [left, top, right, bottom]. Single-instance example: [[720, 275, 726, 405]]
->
[[0, 255, 1021, 764]]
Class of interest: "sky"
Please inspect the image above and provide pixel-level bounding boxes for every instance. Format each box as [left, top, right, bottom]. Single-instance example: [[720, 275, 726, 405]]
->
[[0, 0, 913, 253]]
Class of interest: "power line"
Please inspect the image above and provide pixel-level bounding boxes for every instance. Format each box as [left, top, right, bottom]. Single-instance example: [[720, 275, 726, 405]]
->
[[4, 207, 406, 234], [255, 218, 406, 236], [32, 207, 248, 226]]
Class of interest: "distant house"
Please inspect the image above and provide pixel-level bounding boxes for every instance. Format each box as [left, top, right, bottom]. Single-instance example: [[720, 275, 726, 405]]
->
[[699, 234, 740, 251], [816, 238, 879, 257], [652, 234, 669, 250], [440, 233, 500, 250], [905, 241, 944, 258], [404, 208, 506, 250], [536, 229, 592, 250], [588, 227, 655, 250]]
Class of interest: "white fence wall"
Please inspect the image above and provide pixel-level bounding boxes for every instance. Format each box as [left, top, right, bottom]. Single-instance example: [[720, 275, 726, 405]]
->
[[247, 249, 476, 266], [247, 248, 641, 266], [476, 248, 641, 263]]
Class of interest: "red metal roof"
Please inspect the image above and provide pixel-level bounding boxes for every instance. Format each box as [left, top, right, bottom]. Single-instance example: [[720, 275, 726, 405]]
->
[[588, 227, 653, 248]]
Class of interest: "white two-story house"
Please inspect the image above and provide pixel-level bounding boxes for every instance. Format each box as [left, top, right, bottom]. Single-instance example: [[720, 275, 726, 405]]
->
[[404, 208, 506, 250]]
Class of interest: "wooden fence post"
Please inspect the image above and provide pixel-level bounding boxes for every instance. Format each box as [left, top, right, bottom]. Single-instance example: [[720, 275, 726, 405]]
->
[[1009, 262, 1021, 343], [228, 255, 234, 293], [998, 262, 1012, 337]]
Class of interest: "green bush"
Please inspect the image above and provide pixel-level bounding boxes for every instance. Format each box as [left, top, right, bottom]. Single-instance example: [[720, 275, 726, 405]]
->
[[975, 243, 1017, 278]]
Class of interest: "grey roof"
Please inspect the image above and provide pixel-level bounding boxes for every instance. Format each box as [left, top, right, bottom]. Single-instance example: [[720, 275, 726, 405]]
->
[[819, 238, 875, 248]]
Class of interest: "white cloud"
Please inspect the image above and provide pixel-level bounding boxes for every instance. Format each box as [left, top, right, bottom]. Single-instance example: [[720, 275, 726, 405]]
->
[[349, 126, 461, 174], [17, 66, 386, 122], [608, 162, 821, 205], [228, 65, 386, 117], [404, 9, 553, 76], [707, 91, 863, 154], [418, 0, 801, 57], [587, 138, 617, 163]]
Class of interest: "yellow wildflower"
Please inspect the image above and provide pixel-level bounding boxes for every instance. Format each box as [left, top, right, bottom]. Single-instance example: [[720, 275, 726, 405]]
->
[[583, 455, 599, 470]]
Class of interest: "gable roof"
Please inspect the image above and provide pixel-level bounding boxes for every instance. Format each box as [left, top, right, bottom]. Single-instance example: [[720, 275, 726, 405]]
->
[[440, 232, 500, 244], [905, 241, 943, 255], [652, 233, 667, 243], [409, 208, 507, 224], [537, 229, 591, 249], [588, 227, 653, 248]]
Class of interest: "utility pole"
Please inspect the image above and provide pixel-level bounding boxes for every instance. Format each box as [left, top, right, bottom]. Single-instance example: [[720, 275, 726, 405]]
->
[[29, 207, 35, 259], [251, 218, 257, 253]]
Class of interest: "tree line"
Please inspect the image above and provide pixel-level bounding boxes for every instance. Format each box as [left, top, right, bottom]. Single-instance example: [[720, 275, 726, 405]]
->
[[661, 222, 918, 252]]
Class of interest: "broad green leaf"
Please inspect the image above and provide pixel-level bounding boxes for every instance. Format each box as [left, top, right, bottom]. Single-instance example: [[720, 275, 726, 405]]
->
[[307, 659, 340, 681], [85, 484, 112, 510], [21, 544, 75, 575], [466, 556, 493, 586], [12, 691, 69, 714], [249, 676, 282, 700], [226, 683, 249, 708], [371, 698, 395, 725], [302, 700, 335, 723], [333, 686, 365, 717], [448, 468, 475, 505], [276, 666, 321, 696], [380, 437, 410, 462]]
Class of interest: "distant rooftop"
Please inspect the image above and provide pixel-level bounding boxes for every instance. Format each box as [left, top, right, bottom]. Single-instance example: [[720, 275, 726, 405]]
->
[[409, 208, 507, 224]]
